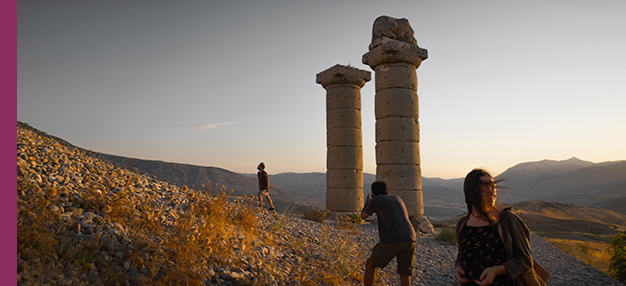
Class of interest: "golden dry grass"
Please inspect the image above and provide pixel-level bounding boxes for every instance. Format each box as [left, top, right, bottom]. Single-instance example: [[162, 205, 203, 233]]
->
[[546, 238, 612, 275]]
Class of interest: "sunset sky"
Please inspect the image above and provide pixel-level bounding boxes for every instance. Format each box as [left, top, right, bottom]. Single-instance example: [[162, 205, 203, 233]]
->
[[17, 0, 626, 179]]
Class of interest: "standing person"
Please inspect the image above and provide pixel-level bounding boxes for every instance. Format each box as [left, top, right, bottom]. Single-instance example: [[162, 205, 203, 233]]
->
[[360, 181, 416, 286], [256, 162, 275, 211], [455, 168, 547, 286]]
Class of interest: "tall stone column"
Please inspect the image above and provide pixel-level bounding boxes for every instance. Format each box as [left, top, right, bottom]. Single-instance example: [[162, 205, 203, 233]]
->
[[362, 16, 430, 228], [316, 64, 371, 212]]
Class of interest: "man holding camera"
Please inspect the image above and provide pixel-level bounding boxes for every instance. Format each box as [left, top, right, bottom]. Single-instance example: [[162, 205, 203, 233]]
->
[[360, 181, 416, 286]]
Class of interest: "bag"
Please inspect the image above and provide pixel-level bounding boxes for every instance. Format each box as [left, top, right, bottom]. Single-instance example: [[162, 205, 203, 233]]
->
[[533, 261, 550, 282], [515, 261, 549, 286]]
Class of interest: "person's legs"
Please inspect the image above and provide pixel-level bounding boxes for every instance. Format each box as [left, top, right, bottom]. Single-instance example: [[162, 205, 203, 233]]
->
[[366, 242, 398, 286], [364, 258, 377, 286], [257, 190, 264, 207], [396, 241, 416, 286], [264, 192, 274, 208], [400, 274, 410, 286]]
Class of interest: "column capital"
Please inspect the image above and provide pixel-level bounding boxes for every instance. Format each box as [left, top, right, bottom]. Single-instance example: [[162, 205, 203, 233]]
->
[[316, 64, 371, 89], [362, 15, 428, 70], [362, 37, 428, 70]]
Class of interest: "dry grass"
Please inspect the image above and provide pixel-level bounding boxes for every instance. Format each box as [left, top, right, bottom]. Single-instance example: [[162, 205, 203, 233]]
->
[[545, 238, 612, 275], [16, 123, 377, 285], [301, 203, 329, 223], [17, 163, 368, 285], [17, 172, 267, 285], [435, 226, 456, 245]]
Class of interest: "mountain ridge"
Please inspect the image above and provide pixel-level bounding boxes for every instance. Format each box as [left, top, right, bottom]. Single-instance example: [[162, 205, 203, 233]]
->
[[18, 121, 626, 218]]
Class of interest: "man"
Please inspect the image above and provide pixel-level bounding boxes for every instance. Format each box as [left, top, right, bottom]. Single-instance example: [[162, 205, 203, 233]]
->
[[361, 181, 416, 286], [257, 162, 275, 211]]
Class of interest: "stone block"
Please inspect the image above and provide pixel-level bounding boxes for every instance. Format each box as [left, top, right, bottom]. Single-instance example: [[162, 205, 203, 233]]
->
[[327, 146, 363, 169], [327, 169, 363, 189], [316, 64, 371, 89], [410, 216, 434, 233], [374, 64, 417, 91], [375, 88, 418, 119], [375, 141, 420, 164], [375, 165, 421, 190], [370, 16, 417, 47], [326, 86, 361, 110], [376, 117, 419, 142], [327, 109, 361, 129], [327, 128, 362, 147], [326, 188, 364, 212], [362, 38, 427, 69], [388, 189, 423, 217]]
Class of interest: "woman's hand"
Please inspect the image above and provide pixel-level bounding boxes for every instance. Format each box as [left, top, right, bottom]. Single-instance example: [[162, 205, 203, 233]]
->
[[475, 265, 507, 286], [455, 266, 470, 284]]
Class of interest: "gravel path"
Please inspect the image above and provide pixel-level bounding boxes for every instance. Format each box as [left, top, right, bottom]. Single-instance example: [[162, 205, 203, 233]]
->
[[267, 213, 624, 286]]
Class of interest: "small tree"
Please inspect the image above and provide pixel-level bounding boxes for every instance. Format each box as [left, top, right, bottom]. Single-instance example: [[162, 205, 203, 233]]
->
[[608, 232, 626, 284]]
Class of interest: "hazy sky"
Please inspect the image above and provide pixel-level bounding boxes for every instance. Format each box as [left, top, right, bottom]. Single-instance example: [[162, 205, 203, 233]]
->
[[17, 0, 626, 179]]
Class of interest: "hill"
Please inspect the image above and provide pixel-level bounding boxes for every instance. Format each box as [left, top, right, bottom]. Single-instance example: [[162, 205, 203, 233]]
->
[[16, 121, 373, 285], [495, 157, 626, 213], [97, 154, 319, 213], [436, 201, 626, 242]]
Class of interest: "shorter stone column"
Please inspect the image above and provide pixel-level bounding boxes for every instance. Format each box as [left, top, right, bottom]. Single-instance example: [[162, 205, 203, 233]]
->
[[316, 64, 371, 212]]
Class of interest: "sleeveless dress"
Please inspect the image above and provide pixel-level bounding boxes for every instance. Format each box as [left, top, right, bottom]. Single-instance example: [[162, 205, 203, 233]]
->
[[459, 225, 515, 286]]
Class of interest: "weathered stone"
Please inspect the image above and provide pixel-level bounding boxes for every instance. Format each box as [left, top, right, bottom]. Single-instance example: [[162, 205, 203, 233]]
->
[[374, 63, 418, 91], [326, 128, 362, 147], [374, 88, 419, 119], [376, 117, 420, 143], [316, 64, 371, 89], [370, 15, 417, 46], [326, 188, 363, 211], [389, 189, 424, 217], [318, 65, 370, 213], [376, 165, 422, 190], [326, 169, 363, 189], [325, 86, 362, 110], [375, 141, 420, 164], [364, 16, 427, 227], [326, 146, 363, 170], [326, 109, 362, 129]]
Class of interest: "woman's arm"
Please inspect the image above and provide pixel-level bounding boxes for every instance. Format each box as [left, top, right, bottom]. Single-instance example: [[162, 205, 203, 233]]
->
[[455, 216, 470, 283], [500, 211, 534, 280]]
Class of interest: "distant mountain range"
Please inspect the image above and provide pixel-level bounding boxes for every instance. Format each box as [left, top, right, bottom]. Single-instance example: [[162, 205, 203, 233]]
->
[[17, 121, 626, 220], [97, 154, 319, 212], [100, 152, 626, 219]]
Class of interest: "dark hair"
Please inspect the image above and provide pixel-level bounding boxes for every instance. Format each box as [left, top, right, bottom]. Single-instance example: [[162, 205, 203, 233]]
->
[[258, 162, 265, 169], [371, 181, 389, 196], [463, 168, 500, 224]]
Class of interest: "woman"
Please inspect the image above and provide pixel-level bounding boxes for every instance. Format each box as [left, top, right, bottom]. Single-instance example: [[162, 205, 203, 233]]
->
[[455, 168, 545, 286]]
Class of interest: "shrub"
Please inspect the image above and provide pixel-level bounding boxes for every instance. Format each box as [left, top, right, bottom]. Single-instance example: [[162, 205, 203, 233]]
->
[[337, 213, 362, 231], [301, 203, 329, 223], [609, 232, 626, 284], [435, 226, 456, 245]]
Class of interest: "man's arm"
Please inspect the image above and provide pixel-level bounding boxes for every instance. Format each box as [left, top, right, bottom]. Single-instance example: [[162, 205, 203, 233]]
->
[[360, 193, 373, 219]]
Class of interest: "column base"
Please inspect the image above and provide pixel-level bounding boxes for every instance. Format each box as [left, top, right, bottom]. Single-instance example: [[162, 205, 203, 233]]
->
[[409, 216, 434, 234]]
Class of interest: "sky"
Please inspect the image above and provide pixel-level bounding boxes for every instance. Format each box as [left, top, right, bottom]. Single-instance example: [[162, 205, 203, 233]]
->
[[17, 0, 626, 179]]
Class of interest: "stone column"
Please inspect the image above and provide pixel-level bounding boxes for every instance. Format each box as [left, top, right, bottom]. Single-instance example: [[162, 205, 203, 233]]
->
[[316, 64, 371, 212], [362, 16, 431, 230]]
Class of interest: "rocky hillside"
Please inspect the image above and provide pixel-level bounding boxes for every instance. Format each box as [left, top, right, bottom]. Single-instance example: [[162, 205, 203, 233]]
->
[[16, 122, 369, 285], [511, 201, 626, 242], [97, 153, 319, 212], [436, 201, 626, 244], [16, 122, 626, 285]]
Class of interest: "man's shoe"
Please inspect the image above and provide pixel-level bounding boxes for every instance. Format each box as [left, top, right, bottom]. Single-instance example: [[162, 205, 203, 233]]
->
[[268, 207, 275, 211]]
